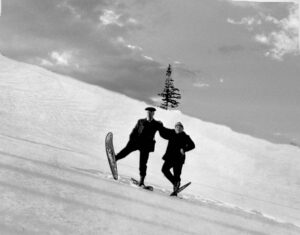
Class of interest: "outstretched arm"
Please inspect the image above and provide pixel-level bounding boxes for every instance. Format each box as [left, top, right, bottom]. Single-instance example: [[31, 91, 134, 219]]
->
[[158, 125, 173, 140]]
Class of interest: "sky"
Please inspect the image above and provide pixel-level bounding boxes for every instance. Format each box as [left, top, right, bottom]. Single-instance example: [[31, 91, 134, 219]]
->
[[0, 0, 299, 144]]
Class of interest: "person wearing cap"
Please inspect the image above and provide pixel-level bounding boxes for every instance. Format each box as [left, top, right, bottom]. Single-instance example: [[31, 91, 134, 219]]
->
[[160, 121, 195, 195], [115, 107, 163, 186]]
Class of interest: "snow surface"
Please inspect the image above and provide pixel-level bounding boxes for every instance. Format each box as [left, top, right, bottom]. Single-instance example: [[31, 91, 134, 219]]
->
[[0, 54, 299, 234]]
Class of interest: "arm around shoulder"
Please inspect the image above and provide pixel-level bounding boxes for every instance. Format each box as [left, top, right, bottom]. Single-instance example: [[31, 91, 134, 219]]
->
[[158, 124, 173, 140]]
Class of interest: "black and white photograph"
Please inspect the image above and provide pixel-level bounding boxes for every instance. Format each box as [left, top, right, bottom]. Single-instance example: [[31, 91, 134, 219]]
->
[[0, 0, 299, 234]]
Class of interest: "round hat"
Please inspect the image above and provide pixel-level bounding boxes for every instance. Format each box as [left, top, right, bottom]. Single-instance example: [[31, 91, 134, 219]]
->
[[175, 122, 184, 128], [145, 107, 156, 112]]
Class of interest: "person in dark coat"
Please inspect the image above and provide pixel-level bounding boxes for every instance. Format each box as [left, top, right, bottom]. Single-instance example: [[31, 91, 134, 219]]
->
[[160, 122, 195, 194], [115, 107, 163, 186]]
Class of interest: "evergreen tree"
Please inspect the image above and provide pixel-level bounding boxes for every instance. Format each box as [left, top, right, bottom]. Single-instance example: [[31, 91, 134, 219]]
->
[[158, 64, 181, 110]]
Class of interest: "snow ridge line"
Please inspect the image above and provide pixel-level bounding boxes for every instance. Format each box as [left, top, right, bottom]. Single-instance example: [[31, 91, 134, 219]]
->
[[82, 170, 300, 231], [191, 195, 300, 230], [192, 182, 300, 211], [0, 181, 199, 235], [0, 159, 268, 235], [0, 133, 91, 157], [118, 161, 300, 213], [0, 150, 282, 235], [1, 132, 299, 230]]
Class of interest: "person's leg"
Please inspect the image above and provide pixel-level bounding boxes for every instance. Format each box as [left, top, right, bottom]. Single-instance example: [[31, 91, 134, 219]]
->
[[173, 161, 184, 187], [139, 150, 150, 185], [115, 142, 137, 161], [161, 161, 176, 185]]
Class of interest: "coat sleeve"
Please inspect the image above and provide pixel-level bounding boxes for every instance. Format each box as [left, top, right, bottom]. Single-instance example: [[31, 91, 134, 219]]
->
[[183, 135, 195, 152], [158, 125, 173, 140]]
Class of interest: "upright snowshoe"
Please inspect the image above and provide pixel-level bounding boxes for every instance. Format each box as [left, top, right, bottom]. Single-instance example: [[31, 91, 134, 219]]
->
[[105, 132, 118, 180]]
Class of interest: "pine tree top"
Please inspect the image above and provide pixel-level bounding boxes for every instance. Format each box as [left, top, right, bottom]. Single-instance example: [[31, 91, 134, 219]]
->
[[158, 64, 181, 110], [166, 64, 172, 77]]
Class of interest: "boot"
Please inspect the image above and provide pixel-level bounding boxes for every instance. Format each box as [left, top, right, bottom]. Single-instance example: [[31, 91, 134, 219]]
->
[[173, 181, 180, 192], [139, 176, 145, 186], [170, 181, 180, 196]]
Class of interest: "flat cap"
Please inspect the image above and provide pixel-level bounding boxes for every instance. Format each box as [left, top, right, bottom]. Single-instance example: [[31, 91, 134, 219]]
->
[[145, 107, 156, 112]]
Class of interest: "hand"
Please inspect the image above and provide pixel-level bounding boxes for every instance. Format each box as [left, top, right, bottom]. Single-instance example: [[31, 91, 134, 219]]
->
[[180, 148, 185, 156]]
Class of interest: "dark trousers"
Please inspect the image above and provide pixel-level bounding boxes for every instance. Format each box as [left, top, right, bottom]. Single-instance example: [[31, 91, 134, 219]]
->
[[115, 142, 150, 177], [161, 160, 183, 186]]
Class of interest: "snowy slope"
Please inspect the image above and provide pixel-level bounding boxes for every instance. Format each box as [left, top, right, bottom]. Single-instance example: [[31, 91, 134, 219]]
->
[[0, 54, 299, 234]]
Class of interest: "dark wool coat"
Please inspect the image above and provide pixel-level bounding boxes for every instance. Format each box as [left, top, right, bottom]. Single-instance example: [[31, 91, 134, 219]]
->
[[129, 118, 163, 152], [160, 127, 195, 164]]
